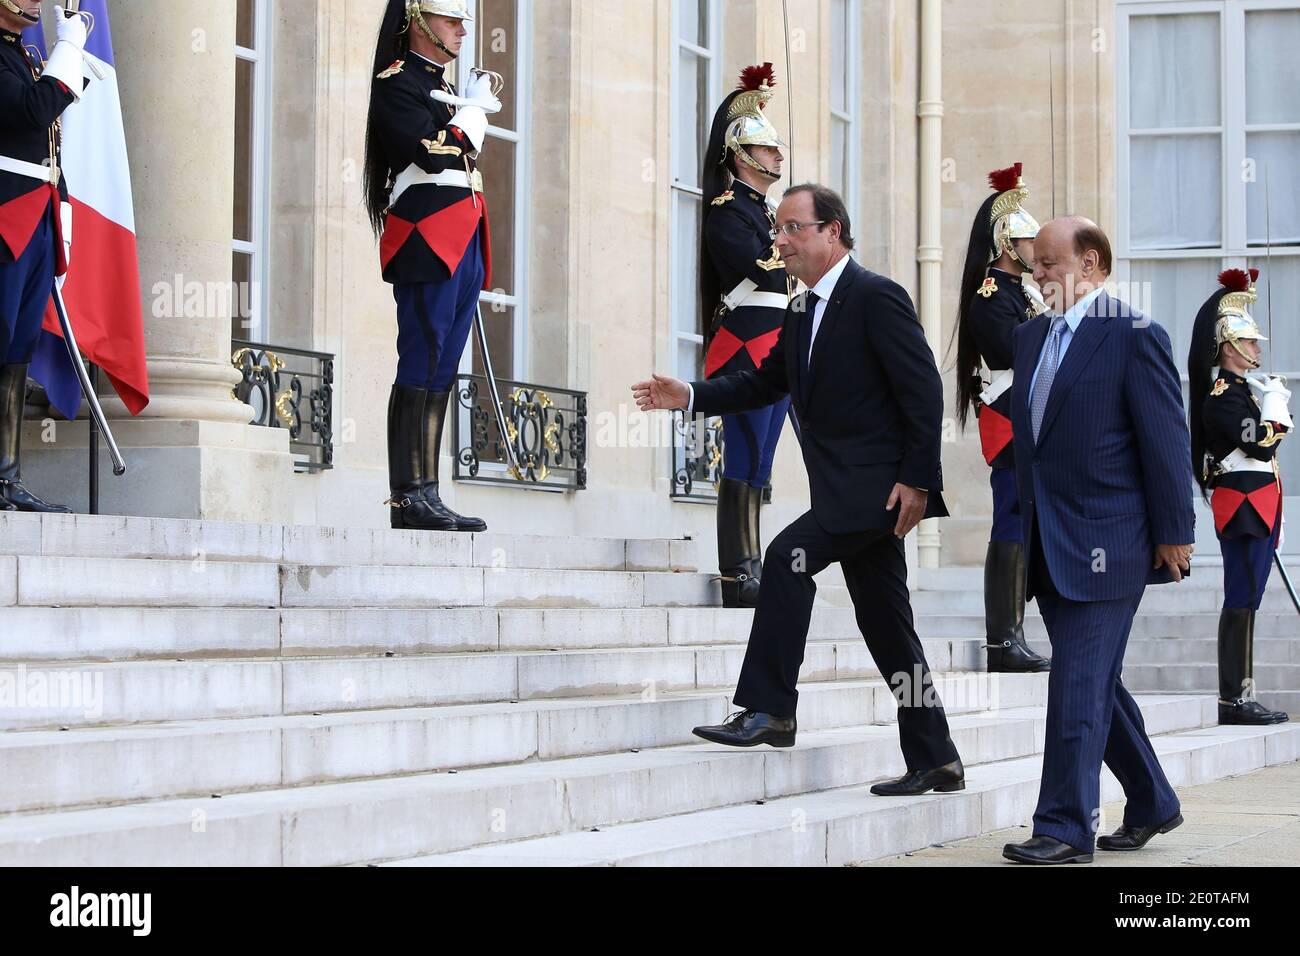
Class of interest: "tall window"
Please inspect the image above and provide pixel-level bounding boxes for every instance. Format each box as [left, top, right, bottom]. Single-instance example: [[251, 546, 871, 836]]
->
[[1117, 0, 1300, 482], [671, 0, 722, 380], [233, 0, 272, 342], [827, 0, 859, 223], [462, 0, 530, 381]]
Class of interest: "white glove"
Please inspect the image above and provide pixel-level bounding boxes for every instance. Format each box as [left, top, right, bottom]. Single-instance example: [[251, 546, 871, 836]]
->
[[1249, 374, 1293, 429], [55, 6, 89, 50], [447, 107, 489, 152], [61, 200, 73, 266], [431, 72, 502, 114], [42, 40, 87, 100]]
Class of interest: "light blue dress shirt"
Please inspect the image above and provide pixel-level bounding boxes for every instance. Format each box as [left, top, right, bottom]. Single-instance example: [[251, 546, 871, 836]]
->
[[1028, 285, 1106, 399]]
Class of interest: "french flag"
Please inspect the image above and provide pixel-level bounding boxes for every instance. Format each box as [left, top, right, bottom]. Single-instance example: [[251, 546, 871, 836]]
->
[[24, 2, 149, 420]]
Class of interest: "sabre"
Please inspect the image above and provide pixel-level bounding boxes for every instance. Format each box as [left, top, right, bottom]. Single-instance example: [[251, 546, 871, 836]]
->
[[781, 0, 794, 185], [1264, 163, 1275, 376], [472, 303, 522, 478], [1275, 553, 1300, 615], [63, 0, 106, 82], [470, 1, 503, 98], [51, 281, 125, 476]]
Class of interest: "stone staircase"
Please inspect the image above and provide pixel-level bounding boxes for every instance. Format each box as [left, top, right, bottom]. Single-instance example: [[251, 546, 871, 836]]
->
[[0, 512, 1296, 866], [911, 565, 1300, 716]]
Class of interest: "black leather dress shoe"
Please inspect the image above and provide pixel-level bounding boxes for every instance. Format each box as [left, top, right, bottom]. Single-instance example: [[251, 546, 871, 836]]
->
[[1096, 813, 1183, 851], [869, 758, 965, 796], [1002, 835, 1093, 865], [693, 710, 796, 748], [1219, 700, 1289, 726]]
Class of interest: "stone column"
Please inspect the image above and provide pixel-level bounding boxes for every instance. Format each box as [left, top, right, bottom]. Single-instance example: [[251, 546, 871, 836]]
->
[[26, 0, 294, 521]]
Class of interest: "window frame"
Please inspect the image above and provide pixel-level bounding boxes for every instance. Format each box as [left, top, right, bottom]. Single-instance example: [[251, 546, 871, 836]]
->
[[233, 0, 274, 342], [458, 0, 531, 382], [1116, 0, 1300, 483], [1116, 0, 1300, 262], [828, 0, 860, 227], [670, 0, 723, 382]]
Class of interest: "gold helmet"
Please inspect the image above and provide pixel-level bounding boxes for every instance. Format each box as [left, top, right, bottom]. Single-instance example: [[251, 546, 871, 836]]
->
[[1215, 268, 1267, 366], [723, 64, 787, 179], [987, 163, 1040, 269], [404, 0, 472, 59]]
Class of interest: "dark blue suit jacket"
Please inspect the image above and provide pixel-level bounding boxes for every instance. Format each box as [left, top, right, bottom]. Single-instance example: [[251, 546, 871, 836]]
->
[[1012, 291, 1196, 602]]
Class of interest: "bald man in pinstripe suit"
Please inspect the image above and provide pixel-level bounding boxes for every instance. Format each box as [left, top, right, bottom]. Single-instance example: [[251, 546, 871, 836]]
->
[[1002, 218, 1196, 865]]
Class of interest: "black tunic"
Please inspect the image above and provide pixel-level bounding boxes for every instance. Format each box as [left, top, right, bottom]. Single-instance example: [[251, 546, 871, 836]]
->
[[0, 28, 73, 264]]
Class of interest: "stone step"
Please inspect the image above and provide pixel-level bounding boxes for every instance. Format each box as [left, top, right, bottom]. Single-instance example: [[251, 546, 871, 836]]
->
[[390, 721, 1300, 867], [1123, 662, 1300, 697], [913, 612, 1300, 642], [916, 561, 1300, 592], [0, 640, 994, 731], [3, 556, 721, 610], [0, 512, 703, 573], [0, 605, 882, 663], [1120, 637, 1300, 665], [0, 692, 1207, 866], [910, 585, 1300, 616], [0, 674, 1057, 814]]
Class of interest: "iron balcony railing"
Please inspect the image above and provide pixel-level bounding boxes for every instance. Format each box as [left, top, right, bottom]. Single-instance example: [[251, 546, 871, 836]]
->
[[452, 374, 587, 492], [231, 340, 334, 473]]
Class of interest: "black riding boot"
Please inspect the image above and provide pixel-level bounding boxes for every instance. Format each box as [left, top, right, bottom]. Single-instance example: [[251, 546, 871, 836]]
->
[[386, 385, 486, 532], [1218, 608, 1289, 725], [0, 364, 71, 514], [422, 389, 485, 533], [985, 540, 1050, 673], [742, 480, 765, 592], [717, 477, 761, 608]]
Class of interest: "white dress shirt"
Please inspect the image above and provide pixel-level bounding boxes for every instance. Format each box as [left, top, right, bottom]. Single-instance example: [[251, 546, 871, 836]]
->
[[684, 253, 852, 411], [1028, 284, 1105, 398]]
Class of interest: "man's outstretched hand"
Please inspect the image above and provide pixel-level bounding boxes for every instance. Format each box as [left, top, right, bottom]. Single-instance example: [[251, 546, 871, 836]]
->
[[886, 483, 928, 539], [632, 374, 690, 412], [1154, 543, 1194, 583]]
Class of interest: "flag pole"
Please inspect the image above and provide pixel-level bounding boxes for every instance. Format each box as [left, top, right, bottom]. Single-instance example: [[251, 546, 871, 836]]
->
[[88, 363, 99, 514]]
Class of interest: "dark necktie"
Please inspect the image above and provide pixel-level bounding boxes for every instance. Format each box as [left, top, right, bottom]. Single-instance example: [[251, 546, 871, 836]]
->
[[798, 291, 819, 401]]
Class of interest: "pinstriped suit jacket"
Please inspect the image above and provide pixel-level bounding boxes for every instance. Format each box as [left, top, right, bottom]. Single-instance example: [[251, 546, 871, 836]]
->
[[1012, 291, 1196, 602]]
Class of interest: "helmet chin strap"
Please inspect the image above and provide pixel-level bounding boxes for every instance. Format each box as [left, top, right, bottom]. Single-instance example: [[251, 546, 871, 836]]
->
[[733, 147, 780, 182], [1003, 239, 1031, 273], [406, 5, 458, 60], [1228, 339, 1262, 370], [1, 0, 39, 23]]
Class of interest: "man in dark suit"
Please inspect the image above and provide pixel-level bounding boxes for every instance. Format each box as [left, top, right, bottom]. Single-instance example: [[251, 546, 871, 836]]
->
[[1002, 217, 1195, 864], [632, 184, 963, 796]]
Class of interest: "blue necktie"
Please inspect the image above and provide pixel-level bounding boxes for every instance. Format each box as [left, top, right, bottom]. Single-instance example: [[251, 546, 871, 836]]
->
[[1030, 317, 1069, 442]]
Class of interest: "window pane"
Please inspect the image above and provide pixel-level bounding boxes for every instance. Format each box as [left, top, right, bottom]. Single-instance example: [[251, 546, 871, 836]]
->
[[1129, 14, 1219, 129], [1130, 134, 1221, 249], [480, 0, 518, 131], [677, 339, 702, 382], [232, 250, 254, 340], [233, 57, 255, 244], [1246, 132, 1300, 246], [237, 0, 255, 49], [1246, 10, 1300, 124], [830, 0, 848, 112], [677, 0, 705, 46], [674, 50, 707, 184], [1125, 258, 1221, 366], [472, 303, 515, 381], [481, 137, 516, 296], [673, 191, 701, 336]]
